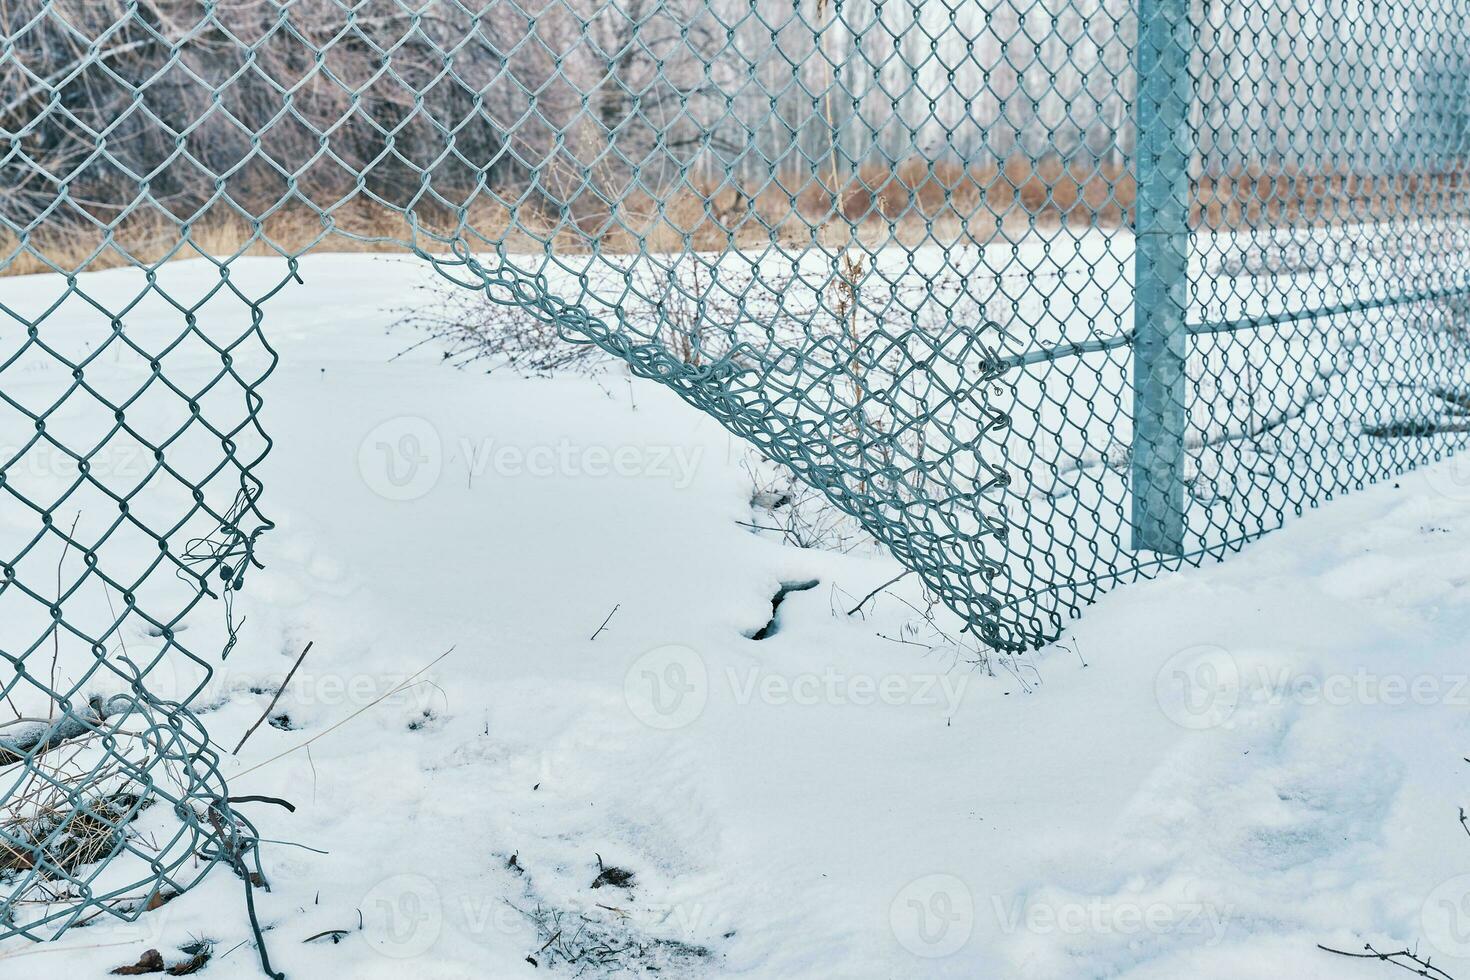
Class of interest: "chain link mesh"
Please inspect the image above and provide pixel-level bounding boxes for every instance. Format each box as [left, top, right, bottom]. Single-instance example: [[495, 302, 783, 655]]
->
[[0, 0, 1466, 955]]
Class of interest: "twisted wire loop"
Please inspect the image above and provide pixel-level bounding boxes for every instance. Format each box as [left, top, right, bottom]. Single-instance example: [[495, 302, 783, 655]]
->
[[0, 0, 1466, 960]]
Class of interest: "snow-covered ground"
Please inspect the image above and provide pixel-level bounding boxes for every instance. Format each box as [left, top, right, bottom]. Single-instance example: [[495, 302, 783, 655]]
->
[[6, 253, 1470, 978]]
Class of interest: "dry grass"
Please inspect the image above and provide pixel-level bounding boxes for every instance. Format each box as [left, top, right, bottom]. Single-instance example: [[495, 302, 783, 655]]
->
[[0, 723, 153, 886], [1194, 164, 1470, 229], [4, 155, 1464, 276]]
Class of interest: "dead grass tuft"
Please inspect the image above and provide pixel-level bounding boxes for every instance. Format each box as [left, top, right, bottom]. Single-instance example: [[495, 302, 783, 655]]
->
[[5, 156, 1464, 276]]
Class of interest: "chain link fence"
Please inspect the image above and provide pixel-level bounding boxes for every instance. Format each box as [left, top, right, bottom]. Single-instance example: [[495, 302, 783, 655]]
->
[[1, 0, 1467, 964]]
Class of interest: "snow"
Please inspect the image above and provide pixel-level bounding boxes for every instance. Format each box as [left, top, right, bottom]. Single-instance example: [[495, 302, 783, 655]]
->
[[4, 252, 1470, 978]]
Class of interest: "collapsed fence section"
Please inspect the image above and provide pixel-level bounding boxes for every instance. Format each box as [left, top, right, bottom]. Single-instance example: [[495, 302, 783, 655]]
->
[[0, 261, 281, 951], [0, 0, 1468, 952]]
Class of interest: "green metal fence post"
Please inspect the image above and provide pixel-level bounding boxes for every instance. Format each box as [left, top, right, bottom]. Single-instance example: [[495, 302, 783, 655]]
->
[[1130, 0, 1193, 555]]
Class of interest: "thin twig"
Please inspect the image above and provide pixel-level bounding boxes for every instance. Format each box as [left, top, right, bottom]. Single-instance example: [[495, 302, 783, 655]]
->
[[0, 938, 143, 962], [1318, 943, 1458, 980], [734, 520, 791, 534], [589, 605, 620, 642], [846, 570, 911, 617], [233, 641, 315, 755], [49, 512, 82, 721]]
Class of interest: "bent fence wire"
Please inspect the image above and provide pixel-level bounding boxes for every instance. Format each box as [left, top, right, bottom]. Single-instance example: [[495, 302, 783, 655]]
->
[[0, 0, 1467, 963]]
